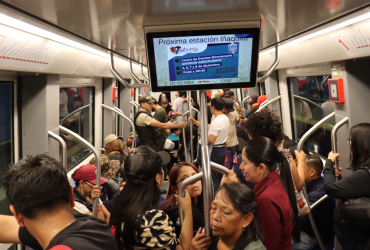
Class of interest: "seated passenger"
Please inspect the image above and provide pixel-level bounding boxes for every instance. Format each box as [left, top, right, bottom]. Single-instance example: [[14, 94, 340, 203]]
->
[[191, 183, 266, 250], [324, 123, 370, 249], [223, 137, 300, 250], [109, 146, 193, 250], [104, 134, 127, 165], [0, 154, 117, 250], [71, 165, 110, 223], [159, 162, 204, 236], [291, 154, 335, 250]]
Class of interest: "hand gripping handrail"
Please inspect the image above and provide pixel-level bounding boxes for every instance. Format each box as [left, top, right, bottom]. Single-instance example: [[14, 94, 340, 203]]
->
[[294, 95, 322, 109], [48, 131, 67, 169], [178, 161, 229, 225], [102, 104, 136, 148], [60, 104, 91, 125], [242, 96, 249, 109], [130, 100, 140, 108], [109, 53, 144, 89], [331, 117, 349, 173], [257, 45, 280, 83], [256, 95, 282, 112], [182, 110, 190, 162], [141, 64, 149, 83], [59, 125, 101, 217], [297, 112, 335, 250]]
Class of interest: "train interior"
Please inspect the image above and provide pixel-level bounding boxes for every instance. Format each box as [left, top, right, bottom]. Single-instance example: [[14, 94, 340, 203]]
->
[[1, 0, 370, 250]]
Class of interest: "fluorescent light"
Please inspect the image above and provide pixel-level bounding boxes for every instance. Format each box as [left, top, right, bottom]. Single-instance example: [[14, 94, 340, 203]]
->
[[0, 13, 144, 69], [259, 11, 370, 56]]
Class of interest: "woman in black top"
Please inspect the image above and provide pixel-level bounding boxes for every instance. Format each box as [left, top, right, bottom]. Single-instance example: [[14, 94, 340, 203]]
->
[[159, 161, 204, 236], [324, 123, 370, 249], [191, 183, 265, 250]]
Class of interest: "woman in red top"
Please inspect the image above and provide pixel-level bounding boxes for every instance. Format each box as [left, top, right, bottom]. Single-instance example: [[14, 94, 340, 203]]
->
[[239, 137, 299, 250]]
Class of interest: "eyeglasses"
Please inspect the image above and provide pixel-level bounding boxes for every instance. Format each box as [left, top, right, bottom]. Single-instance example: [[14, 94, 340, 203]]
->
[[347, 138, 351, 144], [84, 181, 94, 187]]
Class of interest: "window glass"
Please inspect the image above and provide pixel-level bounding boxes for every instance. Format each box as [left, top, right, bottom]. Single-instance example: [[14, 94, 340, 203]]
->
[[258, 82, 266, 95], [289, 76, 334, 158], [59, 87, 94, 170]]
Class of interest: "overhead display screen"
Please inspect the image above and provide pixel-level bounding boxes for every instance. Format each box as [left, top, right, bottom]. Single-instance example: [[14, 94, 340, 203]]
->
[[146, 28, 260, 92]]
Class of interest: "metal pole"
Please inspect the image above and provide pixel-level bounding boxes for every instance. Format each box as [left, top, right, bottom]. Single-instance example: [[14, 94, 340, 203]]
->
[[256, 95, 282, 112], [294, 95, 322, 109], [59, 125, 101, 217], [109, 52, 144, 88], [242, 96, 249, 109], [78, 111, 82, 135], [182, 110, 190, 162], [257, 45, 280, 83], [187, 91, 194, 163], [200, 90, 212, 237], [102, 104, 137, 148], [60, 104, 91, 125], [48, 131, 67, 169], [141, 64, 149, 83], [331, 117, 349, 172], [210, 161, 230, 175], [297, 112, 336, 250], [192, 107, 200, 159]]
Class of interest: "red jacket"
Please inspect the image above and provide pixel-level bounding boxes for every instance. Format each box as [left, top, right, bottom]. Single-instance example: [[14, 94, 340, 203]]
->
[[254, 170, 293, 250]]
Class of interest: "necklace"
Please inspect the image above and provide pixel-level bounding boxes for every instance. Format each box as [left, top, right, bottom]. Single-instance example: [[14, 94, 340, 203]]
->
[[52, 220, 76, 236]]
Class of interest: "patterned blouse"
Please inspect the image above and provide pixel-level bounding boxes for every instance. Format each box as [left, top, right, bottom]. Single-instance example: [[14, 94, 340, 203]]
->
[[120, 209, 179, 250]]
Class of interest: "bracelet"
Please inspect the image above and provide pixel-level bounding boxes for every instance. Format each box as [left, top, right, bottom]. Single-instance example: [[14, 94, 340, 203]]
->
[[97, 208, 102, 212]]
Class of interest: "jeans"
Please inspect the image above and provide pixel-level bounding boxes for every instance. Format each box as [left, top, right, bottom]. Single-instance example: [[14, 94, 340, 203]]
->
[[197, 145, 226, 197], [291, 231, 317, 250]]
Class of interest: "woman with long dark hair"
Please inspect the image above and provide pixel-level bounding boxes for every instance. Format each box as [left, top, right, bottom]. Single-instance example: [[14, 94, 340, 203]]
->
[[324, 123, 370, 249], [191, 182, 266, 250], [225, 137, 299, 250], [159, 161, 204, 236], [109, 146, 193, 250]]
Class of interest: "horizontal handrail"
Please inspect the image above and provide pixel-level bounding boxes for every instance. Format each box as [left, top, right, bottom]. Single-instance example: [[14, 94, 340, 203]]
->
[[60, 104, 90, 125], [294, 95, 322, 109], [102, 104, 136, 148], [48, 131, 67, 169], [178, 172, 204, 225], [256, 95, 282, 112], [257, 45, 280, 83], [109, 53, 144, 89], [59, 125, 101, 217], [210, 161, 230, 175], [297, 112, 335, 152], [191, 107, 200, 114], [130, 100, 140, 107], [242, 96, 250, 109]]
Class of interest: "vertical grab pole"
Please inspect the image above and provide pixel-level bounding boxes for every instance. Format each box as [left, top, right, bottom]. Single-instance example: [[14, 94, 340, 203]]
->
[[59, 125, 101, 217], [48, 131, 67, 169], [182, 110, 190, 162], [331, 117, 349, 180], [200, 90, 212, 237], [187, 91, 194, 163], [297, 112, 335, 250], [192, 107, 201, 163]]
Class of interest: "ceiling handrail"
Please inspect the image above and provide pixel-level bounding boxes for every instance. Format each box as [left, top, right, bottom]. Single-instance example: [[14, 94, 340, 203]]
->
[[59, 125, 101, 217], [130, 100, 140, 108], [60, 104, 91, 125], [141, 64, 149, 83], [256, 95, 282, 112], [130, 60, 142, 84], [257, 45, 280, 83], [294, 95, 322, 109], [109, 52, 143, 89], [48, 131, 67, 169]]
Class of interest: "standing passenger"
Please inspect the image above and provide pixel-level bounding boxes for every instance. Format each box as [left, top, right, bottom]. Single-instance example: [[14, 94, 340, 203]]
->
[[152, 99, 168, 151], [189, 97, 229, 195], [324, 123, 370, 249], [0, 154, 118, 250], [172, 91, 188, 122], [134, 95, 184, 152]]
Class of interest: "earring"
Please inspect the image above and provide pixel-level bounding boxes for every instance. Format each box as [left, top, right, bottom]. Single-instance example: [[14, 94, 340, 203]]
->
[[21, 221, 25, 225], [243, 227, 246, 232], [82, 188, 84, 196]]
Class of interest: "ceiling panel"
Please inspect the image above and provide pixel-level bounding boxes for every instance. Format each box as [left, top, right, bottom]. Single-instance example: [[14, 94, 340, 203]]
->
[[3, 0, 370, 64]]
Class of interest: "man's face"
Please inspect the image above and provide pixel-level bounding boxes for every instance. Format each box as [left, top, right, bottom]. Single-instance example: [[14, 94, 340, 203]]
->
[[73, 101, 83, 109], [141, 102, 152, 112], [230, 95, 235, 101]]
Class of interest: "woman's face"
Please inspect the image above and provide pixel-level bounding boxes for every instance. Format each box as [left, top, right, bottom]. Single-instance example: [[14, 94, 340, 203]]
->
[[176, 166, 202, 198], [210, 190, 251, 239], [239, 149, 260, 183], [161, 93, 166, 99]]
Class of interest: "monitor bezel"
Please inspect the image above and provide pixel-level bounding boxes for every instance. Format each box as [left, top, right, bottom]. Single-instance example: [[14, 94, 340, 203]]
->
[[146, 28, 260, 92]]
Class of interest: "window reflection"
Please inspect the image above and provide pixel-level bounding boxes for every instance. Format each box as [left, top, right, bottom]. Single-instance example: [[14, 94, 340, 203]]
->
[[290, 76, 334, 158], [59, 87, 94, 170]]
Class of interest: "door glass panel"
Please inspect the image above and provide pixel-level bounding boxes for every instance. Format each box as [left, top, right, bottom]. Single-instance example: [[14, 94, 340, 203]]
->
[[59, 87, 95, 170], [289, 76, 334, 158]]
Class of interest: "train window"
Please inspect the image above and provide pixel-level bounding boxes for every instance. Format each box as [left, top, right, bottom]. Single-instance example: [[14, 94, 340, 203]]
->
[[59, 87, 95, 170], [288, 76, 334, 158], [257, 82, 266, 95]]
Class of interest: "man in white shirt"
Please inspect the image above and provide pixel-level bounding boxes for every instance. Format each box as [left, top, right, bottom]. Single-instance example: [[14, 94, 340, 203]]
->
[[189, 97, 229, 194], [172, 91, 188, 122]]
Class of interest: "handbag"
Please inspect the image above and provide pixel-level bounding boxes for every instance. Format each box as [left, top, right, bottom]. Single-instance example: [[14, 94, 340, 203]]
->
[[334, 166, 370, 227]]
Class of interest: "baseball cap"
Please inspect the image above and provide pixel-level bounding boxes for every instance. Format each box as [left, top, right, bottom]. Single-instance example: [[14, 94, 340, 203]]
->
[[252, 95, 267, 107], [247, 95, 258, 105], [72, 164, 107, 185], [161, 98, 169, 104], [104, 134, 123, 146], [168, 111, 177, 118], [125, 146, 164, 184], [139, 95, 155, 104], [224, 99, 235, 112], [224, 91, 235, 98], [298, 80, 308, 88]]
